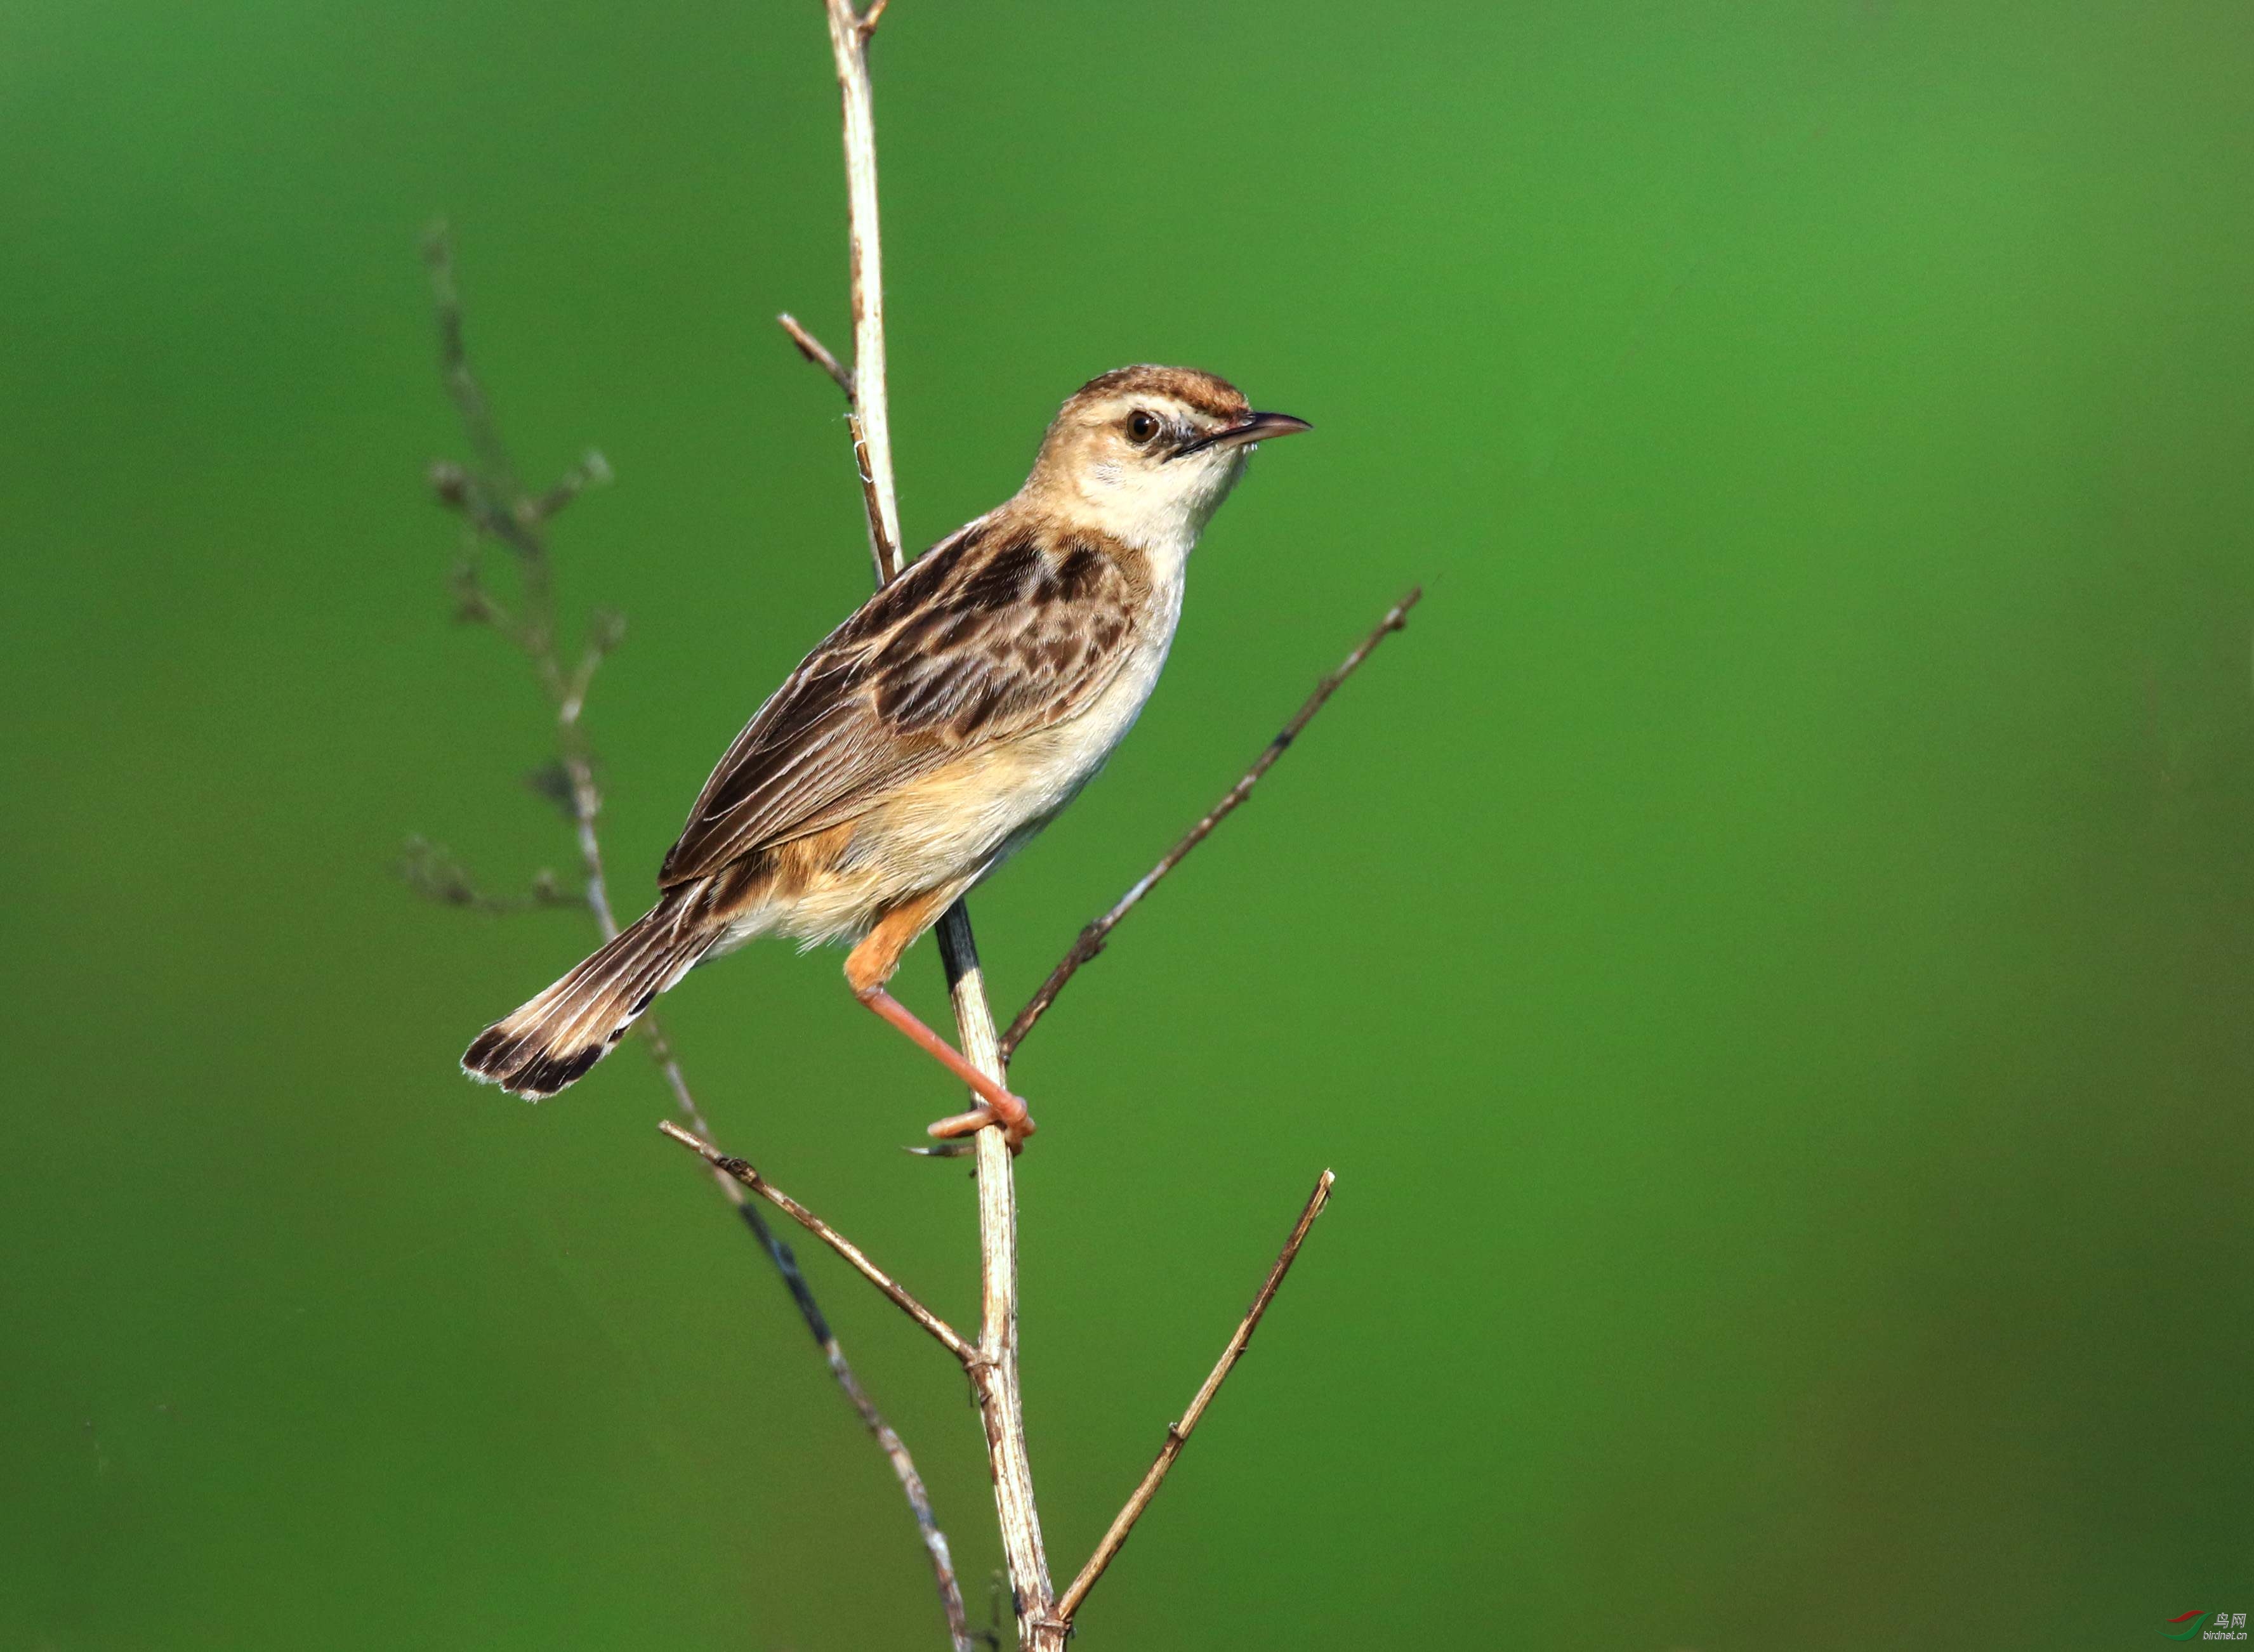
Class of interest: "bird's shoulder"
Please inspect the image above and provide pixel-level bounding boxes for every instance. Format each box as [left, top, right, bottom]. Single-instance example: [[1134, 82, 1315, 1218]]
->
[[658, 513, 1149, 886], [836, 509, 1150, 736]]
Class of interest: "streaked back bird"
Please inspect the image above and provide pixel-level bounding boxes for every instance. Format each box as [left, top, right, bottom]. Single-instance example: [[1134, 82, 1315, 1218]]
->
[[462, 365, 1310, 1146]]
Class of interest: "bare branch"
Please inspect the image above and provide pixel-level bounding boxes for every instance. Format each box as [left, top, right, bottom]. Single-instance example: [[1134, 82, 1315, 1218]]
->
[[1001, 587, 1423, 1059], [1057, 1170, 1337, 1625], [641, 1038, 972, 1647], [818, 1334, 971, 1650], [645, 1028, 968, 1645], [777, 312, 853, 398], [661, 1122, 979, 1367], [821, 0, 903, 579], [642, 1020, 975, 1648], [778, 310, 899, 603], [940, 907, 1060, 1639]]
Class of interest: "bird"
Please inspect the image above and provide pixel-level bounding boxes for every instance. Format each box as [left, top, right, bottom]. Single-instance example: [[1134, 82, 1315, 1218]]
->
[[461, 364, 1309, 1147]]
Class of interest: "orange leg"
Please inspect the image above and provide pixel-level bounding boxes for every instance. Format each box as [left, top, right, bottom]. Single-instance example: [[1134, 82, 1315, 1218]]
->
[[845, 891, 1037, 1150]]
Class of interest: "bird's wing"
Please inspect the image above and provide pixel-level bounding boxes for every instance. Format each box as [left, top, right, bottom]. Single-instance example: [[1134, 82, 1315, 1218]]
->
[[658, 519, 1142, 888]]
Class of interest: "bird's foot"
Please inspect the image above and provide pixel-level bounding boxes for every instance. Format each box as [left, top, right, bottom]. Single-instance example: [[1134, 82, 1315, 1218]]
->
[[928, 1100, 1037, 1154]]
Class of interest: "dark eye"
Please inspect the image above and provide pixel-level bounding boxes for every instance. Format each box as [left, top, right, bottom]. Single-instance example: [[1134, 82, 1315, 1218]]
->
[[1126, 410, 1161, 445]]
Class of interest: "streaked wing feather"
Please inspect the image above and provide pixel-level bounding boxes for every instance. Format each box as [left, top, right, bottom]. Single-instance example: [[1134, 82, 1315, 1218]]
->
[[658, 519, 1137, 887]]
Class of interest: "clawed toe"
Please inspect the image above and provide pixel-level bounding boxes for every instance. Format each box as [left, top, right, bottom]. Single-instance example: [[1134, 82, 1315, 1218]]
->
[[927, 1101, 1038, 1153]]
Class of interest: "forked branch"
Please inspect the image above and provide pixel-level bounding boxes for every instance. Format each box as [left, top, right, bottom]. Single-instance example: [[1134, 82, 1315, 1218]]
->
[[661, 1122, 977, 1366]]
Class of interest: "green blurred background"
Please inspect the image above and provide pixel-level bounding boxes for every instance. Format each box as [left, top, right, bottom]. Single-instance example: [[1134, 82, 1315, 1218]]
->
[[4, 1, 2251, 1646]]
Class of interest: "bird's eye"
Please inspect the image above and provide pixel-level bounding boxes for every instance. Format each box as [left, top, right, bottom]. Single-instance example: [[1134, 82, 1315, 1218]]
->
[[1126, 410, 1161, 445]]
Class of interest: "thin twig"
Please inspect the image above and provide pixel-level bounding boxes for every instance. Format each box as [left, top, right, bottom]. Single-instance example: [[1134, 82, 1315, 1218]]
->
[[1001, 587, 1423, 1060], [644, 1016, 974, 1651], [1056, 1170, 1337, 1625], [773, 312, 900, 628], [778, 312, 854, 397], [804, 6, 1062, 1643], [423, 227, 972, 1651], [661, 1122, 978, 1367]]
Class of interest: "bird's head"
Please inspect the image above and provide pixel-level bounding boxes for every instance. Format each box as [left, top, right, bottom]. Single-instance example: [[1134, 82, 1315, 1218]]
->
[[1021, 365, 1310, 551]]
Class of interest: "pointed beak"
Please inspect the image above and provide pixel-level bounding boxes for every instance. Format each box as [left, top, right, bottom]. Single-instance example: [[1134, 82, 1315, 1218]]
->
[[1174, 410, 1313, 459]]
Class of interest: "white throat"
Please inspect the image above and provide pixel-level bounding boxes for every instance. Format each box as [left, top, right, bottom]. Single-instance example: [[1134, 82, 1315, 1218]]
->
[[1067, 446, 1249, 576]]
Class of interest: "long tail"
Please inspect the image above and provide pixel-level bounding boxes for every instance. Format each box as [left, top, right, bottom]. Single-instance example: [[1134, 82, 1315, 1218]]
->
[[462, 898, 713, 1099]]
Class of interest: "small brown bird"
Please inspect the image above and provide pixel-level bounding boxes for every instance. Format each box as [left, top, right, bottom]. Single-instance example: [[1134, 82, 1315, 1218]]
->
[[463, 365, 1308, 1145]]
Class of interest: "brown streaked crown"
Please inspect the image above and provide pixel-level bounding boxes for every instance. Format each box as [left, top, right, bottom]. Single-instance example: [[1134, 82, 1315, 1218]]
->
[[1064, 365, 1248, 423]]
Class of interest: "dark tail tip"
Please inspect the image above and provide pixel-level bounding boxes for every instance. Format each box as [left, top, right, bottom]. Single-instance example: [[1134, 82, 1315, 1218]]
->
[[460, 898, 707, 1100], [462, 1025, 603, 1101]]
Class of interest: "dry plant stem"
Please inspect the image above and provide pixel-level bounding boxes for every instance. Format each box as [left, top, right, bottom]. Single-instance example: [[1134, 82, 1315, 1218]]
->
[[803, 6, 1061, 1642], [942, 908, 1059, 1639], [641, 1033, 968, 1648], [779, 309, 895, 570], [660, 1122, 977, 1363], [778, 311, 852, 396], [425, 228, 972, 1651], [823, 0, 903, 580], [1001, 587, 1422, 1061], [1057, 1170, 1336, 1624]]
